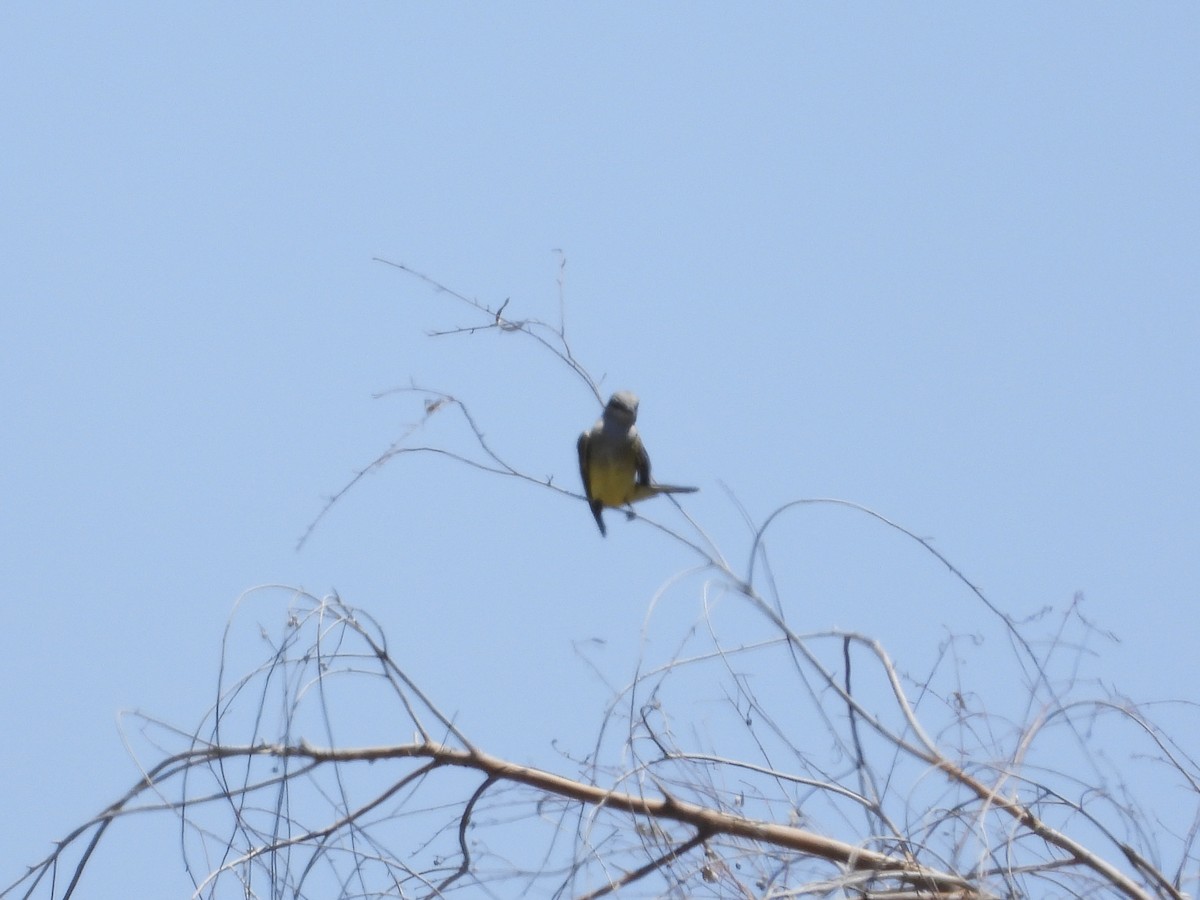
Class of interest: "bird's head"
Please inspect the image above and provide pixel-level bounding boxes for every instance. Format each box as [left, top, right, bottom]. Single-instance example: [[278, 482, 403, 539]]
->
[[604, 391, 639, 426]]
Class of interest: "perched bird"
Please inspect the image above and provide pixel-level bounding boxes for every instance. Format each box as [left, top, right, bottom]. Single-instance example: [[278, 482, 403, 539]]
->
[[576, 391, 698, 536]]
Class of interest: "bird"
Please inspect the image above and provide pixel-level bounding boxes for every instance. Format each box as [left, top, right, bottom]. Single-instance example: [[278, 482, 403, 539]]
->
[[576, 391, 698, 536]]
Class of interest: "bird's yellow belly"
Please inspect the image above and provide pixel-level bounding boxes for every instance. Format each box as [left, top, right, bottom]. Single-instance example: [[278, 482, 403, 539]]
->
[[588, 458, 638, 507]]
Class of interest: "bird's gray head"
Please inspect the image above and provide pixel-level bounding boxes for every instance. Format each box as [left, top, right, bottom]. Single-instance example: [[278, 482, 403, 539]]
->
[[604, 391, 639, 426]]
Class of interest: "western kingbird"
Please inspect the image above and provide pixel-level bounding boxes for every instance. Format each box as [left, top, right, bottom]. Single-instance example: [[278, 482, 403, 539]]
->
[[577, 391, 698, 536]]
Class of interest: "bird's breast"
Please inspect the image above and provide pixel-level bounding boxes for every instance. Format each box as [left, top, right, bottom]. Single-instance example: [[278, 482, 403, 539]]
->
[[587, 450, 638, 506]]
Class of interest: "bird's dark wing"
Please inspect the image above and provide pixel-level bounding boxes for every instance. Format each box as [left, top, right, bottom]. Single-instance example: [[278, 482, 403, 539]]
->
[[577, 430, 606, 536], [577, 431, 592, 499], [632, 433, 651, 486]]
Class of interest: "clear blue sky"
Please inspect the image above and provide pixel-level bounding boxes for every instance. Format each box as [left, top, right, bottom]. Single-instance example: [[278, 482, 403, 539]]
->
[[2, 5, 1197, 895]]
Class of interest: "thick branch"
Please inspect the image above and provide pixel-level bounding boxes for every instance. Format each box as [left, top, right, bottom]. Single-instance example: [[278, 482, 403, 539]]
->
[[238, 740, 979, 895]]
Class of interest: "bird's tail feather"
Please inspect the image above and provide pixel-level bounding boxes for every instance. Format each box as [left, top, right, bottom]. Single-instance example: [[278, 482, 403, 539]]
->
[[628, 483, 699, 503]]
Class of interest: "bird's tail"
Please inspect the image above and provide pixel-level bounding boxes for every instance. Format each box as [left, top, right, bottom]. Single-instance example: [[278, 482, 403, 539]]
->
[[628, 483, 699, 503]]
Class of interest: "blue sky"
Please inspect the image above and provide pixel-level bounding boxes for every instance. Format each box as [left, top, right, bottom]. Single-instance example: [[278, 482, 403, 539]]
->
[[2, 5, 1197, 895]]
